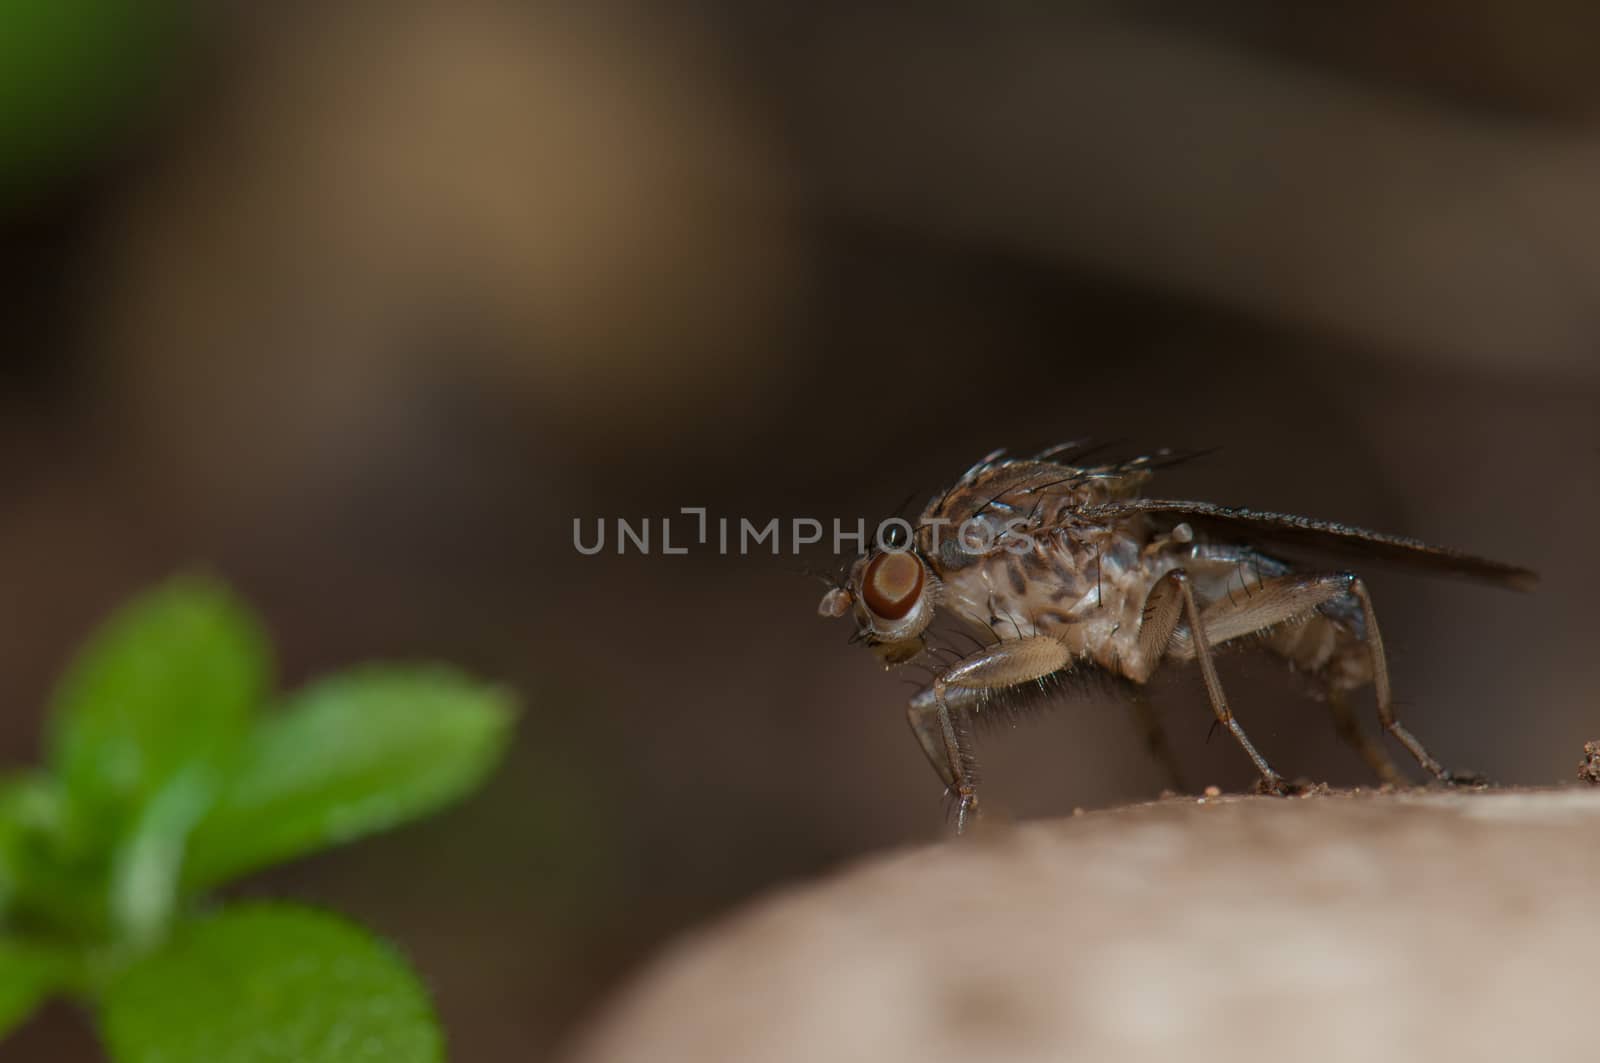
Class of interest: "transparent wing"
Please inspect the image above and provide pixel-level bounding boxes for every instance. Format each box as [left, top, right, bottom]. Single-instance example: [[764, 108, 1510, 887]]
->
[[1081, 498, 1537, 591]]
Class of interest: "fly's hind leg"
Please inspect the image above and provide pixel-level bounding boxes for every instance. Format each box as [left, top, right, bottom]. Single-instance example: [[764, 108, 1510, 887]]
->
[[1325, 686, 1405, 786], [1171, 568, 1472, 786], [905, 635, 1071, 833], [1344, 576, 1480, 785]]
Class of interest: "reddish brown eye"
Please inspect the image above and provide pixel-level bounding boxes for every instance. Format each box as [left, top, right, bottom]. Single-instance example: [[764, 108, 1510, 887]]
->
[[862, 551, 924, 620]]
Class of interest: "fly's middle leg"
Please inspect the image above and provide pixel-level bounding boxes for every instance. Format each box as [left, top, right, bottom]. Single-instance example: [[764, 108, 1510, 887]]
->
[[1141, 569, 1286, 793], [1126, 686, 1189, 793], [906, 634, 1071, 833]]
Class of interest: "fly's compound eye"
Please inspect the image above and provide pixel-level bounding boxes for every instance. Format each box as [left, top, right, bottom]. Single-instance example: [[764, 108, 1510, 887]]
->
[[861, 551, 924, 620]]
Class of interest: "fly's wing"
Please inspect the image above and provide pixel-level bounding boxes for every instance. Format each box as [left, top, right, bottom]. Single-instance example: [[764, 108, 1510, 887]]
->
[[924, 450, 1207, 526], [1080, 498, 1538, 591]]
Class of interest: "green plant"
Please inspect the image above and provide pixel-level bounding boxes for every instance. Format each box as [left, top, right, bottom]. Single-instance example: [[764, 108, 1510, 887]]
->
[[0, 574, 516, 1061]]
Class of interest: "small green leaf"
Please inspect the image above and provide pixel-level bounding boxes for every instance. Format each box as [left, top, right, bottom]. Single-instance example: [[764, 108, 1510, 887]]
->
[[99, 904, 443, 1063], [0, 0, 186, 202], [0, 938, 75, 1040], [0, 773, 60, 917], [0, 773, 108, 939], [48, 575, 269, 815], [109, 767, 214, 947], [183, 666, 514, 891]]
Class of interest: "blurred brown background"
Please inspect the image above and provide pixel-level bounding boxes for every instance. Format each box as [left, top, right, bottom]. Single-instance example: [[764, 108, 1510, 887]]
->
[[2, 2, 1596, 1059]]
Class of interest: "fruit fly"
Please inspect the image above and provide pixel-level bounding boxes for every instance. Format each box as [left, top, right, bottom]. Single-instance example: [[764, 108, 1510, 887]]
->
[[817, 444, 1537, 831]]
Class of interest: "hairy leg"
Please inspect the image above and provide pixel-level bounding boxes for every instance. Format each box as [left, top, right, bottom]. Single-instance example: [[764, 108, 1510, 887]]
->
[[905, 635, 1071, 832]]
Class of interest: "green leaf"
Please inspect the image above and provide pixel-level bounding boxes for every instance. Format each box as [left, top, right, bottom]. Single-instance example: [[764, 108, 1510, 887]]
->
[[109, 767, 214, 948], [0, 772, 109, 939], [98, 904, 442, 1063], [0, 938, 75, 1040], [0, 773, 60, 917], [0, 0, 185, 201], [182, 666, 515, 891], [48, 575, 269, 816]]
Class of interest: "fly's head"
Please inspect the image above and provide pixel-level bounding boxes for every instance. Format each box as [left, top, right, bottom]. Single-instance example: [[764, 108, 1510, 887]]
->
[[818, 539, 936, 665]]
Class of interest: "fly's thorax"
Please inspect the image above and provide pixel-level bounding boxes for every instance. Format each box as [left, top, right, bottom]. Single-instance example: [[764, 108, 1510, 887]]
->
[[932, 520, 1197, 680], [932, 524, 1143, 634]]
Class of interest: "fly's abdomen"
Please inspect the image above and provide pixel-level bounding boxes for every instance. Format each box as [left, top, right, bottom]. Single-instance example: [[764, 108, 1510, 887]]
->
[[1264, 613, 1374, 690], [1184, 547, 1376, 691]]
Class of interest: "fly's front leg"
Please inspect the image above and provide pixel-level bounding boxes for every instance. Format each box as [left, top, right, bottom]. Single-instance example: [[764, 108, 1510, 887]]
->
[[907, 683, 987, 793], [905, 635, 1071, 833], [1142, 569, 1286, 793]]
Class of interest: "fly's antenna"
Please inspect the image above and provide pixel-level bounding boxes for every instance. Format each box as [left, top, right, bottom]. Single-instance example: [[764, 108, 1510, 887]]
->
[[769, 542, 866, 595], [781, 558, 846, 589], [834, 549, 858, 584]]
